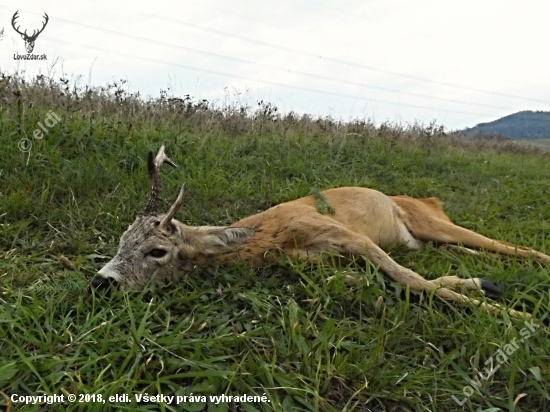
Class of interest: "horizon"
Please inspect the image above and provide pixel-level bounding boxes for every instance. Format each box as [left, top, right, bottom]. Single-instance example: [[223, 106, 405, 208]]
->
[[1, 0, 549, 131]]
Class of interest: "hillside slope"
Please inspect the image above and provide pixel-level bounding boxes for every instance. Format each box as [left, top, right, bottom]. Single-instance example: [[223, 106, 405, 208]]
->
[[1, 73, 549, 412], [462, 110, 550, 139]]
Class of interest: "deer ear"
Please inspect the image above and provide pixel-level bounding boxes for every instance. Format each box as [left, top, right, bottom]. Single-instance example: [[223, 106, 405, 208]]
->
[[202, 227, 254, 255]]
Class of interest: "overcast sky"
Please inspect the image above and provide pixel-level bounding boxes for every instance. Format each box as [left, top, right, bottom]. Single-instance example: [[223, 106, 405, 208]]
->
[[1, 0, 549, 130]]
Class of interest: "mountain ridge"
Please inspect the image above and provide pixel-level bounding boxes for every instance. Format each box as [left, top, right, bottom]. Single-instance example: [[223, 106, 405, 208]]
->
[[461, 110, 550, 140]]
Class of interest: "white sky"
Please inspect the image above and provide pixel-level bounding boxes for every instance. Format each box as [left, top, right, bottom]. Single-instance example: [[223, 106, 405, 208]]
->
[[1, 0, 549, 130]]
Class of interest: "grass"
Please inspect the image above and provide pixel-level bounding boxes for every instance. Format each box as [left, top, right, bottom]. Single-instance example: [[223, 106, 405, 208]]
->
[[0, 72, 549, 411], [515, 138, 550, 150]]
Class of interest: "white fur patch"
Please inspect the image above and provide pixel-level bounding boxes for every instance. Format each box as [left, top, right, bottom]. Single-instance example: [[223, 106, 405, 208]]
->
[[396, 220, 424, 250]]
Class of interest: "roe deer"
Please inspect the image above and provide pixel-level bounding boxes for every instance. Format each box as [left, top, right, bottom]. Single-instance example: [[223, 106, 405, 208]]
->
[[93, 144, 550, 318]]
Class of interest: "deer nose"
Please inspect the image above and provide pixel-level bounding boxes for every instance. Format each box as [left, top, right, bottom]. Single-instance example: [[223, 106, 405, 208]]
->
[[90, 276, 116, 291]]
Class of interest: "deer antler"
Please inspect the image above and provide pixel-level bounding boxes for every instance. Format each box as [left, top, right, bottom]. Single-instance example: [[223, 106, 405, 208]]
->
[[143, 143, 177, 215], [11, 11, 25, 37], [29, 13, 49, 40], [11, 11, 48, 40], [158, 184, 186, 232]]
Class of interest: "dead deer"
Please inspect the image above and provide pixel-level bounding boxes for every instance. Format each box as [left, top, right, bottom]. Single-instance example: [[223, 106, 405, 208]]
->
[[93, 144, 550, 318]]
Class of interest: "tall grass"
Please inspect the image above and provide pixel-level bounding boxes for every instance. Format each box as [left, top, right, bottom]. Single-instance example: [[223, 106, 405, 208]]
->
[[0, 72, 548, 411]]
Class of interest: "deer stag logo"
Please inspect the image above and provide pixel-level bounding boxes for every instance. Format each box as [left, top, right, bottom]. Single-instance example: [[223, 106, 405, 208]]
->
[[11, 11, 49, 53]]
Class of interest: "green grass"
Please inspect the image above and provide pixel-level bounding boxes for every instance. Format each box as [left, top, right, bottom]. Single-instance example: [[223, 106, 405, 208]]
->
[[0, 73, 549, 411], [515, 138, 550, 150]]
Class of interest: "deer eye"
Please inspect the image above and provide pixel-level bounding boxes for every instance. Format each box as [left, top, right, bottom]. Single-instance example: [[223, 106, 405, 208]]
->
[[147, 249, 167, 258]]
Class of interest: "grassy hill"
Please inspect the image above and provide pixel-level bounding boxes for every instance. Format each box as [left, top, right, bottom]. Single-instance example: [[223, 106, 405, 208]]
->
[[0, 73, 549, 411], [462, 110, 550, 140]]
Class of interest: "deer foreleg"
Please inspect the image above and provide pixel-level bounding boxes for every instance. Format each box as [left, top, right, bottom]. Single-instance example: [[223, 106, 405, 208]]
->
[[293, 221, 529, 318]]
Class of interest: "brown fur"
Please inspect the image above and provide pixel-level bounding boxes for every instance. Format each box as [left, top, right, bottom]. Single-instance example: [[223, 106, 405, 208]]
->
[[97, 185, 549, 319]]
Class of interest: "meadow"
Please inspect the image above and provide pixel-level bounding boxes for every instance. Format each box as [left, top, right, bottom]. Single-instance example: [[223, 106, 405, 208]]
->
[[0, 74, 548, 411]]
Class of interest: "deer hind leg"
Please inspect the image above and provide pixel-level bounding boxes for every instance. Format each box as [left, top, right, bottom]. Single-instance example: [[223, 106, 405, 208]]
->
[[394, 216, 493, 294], [393, 196, 550, 265], [295, 221, 528, 318], [416, 219, 550, 264]]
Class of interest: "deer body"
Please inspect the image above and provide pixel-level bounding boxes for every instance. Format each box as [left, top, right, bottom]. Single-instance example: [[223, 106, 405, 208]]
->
[[94, 145, 550, 319]]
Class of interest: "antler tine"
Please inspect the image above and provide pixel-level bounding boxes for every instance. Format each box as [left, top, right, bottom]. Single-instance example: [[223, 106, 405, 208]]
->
[[158, 184, 186, 231], [153, 142, 177, 169], [36, 13, 49, 37], [11, 11, 25, 36], [143, 142, 178, 215]]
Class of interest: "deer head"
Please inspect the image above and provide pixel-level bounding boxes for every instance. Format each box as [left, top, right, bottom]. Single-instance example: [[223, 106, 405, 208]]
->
[[92, 144, 254, 291], [12, 11, 49, 53]]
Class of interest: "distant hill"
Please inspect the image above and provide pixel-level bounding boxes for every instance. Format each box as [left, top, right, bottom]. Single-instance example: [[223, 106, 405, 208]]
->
[[461, 110, 550, 140]]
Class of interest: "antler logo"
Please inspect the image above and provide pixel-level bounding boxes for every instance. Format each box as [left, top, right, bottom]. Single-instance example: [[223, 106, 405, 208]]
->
[[11, 11, 49, 53]]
